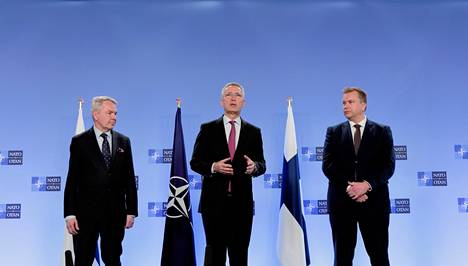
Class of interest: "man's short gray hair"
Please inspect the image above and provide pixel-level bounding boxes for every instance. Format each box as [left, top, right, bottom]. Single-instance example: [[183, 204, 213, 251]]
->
[[220, 82, 245, 99], [91, 96, 118, 112]]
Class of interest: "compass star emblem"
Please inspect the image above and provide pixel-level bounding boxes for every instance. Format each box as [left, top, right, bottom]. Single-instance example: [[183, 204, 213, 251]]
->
[[166, 176, 191, 220]]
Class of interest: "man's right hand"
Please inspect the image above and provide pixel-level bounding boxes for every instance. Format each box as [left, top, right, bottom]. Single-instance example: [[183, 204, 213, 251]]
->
[[213, 157, 234, 175], [66, 217, 80, 235]]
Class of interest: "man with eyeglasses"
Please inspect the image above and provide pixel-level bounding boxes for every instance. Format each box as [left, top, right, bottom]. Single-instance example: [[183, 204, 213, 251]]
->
[[191, 82, 266, 266]]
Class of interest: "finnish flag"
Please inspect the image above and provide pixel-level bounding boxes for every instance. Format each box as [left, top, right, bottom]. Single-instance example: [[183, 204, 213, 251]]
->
[[277, 100, 310, 266]]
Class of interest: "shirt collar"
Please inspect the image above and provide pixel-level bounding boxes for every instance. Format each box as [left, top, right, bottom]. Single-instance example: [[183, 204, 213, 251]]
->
[[223, 115, 241, 125], [349, 116, 367, 128], [94, 126, 111, 139]]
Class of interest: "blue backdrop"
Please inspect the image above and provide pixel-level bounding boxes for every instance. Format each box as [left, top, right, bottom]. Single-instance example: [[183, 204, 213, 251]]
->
[[0, 0, 467, 265]]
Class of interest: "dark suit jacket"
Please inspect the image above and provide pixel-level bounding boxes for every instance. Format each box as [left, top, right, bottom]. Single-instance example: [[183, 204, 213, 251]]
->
[[190, 116, 266, 216], [322, 119, 395, 214], [64, 128, 138, 220]]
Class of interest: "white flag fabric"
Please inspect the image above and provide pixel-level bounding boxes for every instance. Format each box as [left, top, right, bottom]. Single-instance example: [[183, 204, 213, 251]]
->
[[61, 101, 101, 266], [75, 101, 85, 135], [277, 102, 310, 266]]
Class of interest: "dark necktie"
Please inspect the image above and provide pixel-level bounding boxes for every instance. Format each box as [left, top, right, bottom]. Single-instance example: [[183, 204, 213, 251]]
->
[[101, 133, 111, 169], [228, 120, 236, 160], [353, 124, 361, 155]]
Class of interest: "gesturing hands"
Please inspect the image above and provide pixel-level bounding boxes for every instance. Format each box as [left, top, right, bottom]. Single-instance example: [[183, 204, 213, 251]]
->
[[213, 158, 234, 175], [213, 156, 257, 175], [244, 155, 256, 175]]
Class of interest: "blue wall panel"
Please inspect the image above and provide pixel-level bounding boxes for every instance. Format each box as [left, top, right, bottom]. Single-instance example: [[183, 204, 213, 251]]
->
[[0, 1, 467, 265]]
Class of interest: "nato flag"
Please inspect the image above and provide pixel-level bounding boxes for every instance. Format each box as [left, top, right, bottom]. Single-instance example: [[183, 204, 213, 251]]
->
[[161, 105, 197, 266]]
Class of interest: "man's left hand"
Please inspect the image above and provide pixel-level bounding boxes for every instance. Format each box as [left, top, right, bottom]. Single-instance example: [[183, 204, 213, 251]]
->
[[244, 155, 256, 175], [125, 215, 135, 229], [355, 194, 368, 203]]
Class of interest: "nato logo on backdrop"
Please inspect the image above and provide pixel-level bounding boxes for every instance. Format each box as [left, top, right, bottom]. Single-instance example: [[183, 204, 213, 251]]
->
[[188, 174, 202, 190], [148, 202, 167, 217], [148, 149, 172, 164], [0, 204, 21, 219], [0, 150, 23, 165], [394, 145, 407, 160], [264, 174, 282, 189], [417, 171, 448, 186], [390, 198, 410, 214], [303, 200, 328, 215], [454, 145, 468, 159], [458, 198, 468, 213], [301, 146, 323, 162], [31, 176, 61, 192]]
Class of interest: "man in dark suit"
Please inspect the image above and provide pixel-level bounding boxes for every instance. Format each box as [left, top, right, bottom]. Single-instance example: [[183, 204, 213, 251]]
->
[[190, 82, 266, 266], [322, 87, 395, 266], [64, 96, 138, 266]]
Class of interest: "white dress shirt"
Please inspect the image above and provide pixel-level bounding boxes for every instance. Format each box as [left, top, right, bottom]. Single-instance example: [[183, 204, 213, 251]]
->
[[349, 116, 367, 145]]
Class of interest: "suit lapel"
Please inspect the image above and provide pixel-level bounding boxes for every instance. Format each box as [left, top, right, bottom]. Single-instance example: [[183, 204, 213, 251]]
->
[[216, 117, 231, 159], [110, 130, 119, 170], [359, 120, 374, 156], [235, 119, 248, 160], [341, 122, 356, 158], [111, 130, 118, 158], [86, 128, 107, 169]]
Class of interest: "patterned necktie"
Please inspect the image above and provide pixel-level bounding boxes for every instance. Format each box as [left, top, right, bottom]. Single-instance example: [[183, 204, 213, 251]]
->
[[353, 124, 361, 155], [101, 133, 111, 169], [228, 120, 236, 160]]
